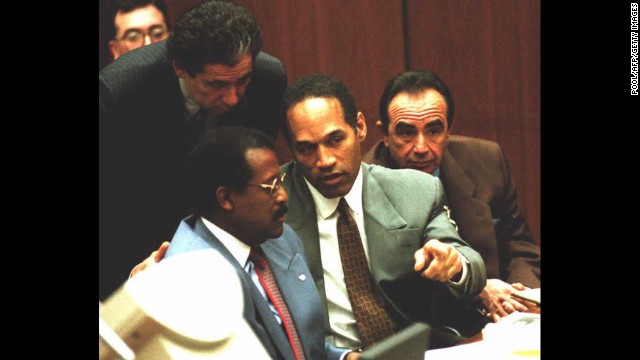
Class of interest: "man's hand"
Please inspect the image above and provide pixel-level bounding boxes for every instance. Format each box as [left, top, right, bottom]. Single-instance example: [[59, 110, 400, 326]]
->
[[478, 279, 536, 322], [413, 239, 462, 282], [129, 241, 170, 278], [345, 351, 361, 360]]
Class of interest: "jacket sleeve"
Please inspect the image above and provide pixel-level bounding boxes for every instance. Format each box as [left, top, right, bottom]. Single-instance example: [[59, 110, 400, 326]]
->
[[494, 145, 541, 287], [424, 177, 487, 297]]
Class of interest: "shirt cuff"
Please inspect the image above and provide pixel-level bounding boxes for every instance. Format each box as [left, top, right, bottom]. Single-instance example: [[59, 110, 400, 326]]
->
[[448, 251, 469, 285]]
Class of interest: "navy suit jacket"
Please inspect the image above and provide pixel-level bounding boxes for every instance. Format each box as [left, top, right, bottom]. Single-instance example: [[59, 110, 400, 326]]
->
[[98, 40, 287, 300], [165, 215, 346, 360]]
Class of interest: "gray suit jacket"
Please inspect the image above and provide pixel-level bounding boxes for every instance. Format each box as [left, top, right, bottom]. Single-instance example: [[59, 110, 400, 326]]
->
[[280, 161, 486, 335], [165, 215, 345, 360], [363, 136, 540, 287]]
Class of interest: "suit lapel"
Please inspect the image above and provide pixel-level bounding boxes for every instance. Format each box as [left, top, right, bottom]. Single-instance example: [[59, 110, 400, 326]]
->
[[261, 241, 323, 360], [282, 162, 324, 292], [361, 165, 413, 282], [440, 149, 498, 271], [360, 165, 416, 327]]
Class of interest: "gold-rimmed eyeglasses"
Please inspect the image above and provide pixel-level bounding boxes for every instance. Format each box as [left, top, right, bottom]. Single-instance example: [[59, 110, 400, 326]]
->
[[246, 173, 286, 198]]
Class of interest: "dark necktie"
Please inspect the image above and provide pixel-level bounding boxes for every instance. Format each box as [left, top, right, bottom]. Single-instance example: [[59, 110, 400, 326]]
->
[[336, 198, 394, 348], [185, 108, 206, 150], [249, 247, 306, 360]]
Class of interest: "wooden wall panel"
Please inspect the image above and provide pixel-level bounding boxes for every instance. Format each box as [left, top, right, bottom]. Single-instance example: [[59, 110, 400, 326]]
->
[[406, 0, 541, 246], [108, 0, 539, 247], [232, 0, 406, 162]]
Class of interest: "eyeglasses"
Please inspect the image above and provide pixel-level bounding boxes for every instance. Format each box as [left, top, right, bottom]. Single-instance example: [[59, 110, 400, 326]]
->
[[247, 173, 286, 198], [118, 26, 168, 46]]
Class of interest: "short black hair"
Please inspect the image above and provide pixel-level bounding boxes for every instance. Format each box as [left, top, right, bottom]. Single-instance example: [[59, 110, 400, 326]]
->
[[282, 73, 358, 145], [167, 0, 263, 77], [378, 70, 455, 134], [104, 0, 170, 40], [187, 127, 275, 216]]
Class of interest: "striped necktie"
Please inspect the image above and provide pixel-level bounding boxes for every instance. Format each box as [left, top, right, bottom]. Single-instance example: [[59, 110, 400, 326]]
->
[[249, 247, 306, 360]]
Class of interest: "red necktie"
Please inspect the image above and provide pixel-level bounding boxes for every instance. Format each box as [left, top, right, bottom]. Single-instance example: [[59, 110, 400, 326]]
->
[[250, 247, 306, 360], [336, 197, 394, 348]]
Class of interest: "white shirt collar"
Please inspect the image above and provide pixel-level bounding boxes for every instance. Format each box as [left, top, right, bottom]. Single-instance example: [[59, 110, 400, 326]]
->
[[179, 77, 201, 118], [200, 216, 251, 266], [303, 163, 364, 219]]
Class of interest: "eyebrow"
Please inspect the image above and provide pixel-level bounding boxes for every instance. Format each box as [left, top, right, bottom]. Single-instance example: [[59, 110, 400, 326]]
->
[[425, 119, 445, 127], [206, 72, 252, 86], [324, 129, 346, 140], [395, 121, 417, 128]]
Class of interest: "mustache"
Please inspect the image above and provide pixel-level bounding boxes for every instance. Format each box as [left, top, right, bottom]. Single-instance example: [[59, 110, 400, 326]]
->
[[274, 205, 288, 219]]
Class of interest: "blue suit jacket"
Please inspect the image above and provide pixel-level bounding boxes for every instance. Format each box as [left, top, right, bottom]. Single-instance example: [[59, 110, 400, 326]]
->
[[165, 215, 345, 360]]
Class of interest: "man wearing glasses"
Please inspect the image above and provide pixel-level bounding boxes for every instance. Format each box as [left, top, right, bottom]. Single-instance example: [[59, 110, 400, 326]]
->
[[163, 127, 357, 360], [99, 0, 287, 301], [105, 0, 171, 61]]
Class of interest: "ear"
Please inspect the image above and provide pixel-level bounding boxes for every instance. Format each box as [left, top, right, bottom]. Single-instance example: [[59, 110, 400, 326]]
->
[[215, 186, 235, 211], [173, 60, 186, 78], [375, 120, 390, 147], [108, 40, 121, 60], [355, 112, 367, 143]]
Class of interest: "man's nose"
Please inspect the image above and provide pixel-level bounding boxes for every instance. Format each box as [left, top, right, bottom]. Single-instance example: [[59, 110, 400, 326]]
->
[[413, 134, 430, 154], [316, 146, 336, 169], [222, 86, 240, 107], [143, 34, 152, 45], [274, 186, 288, 203]]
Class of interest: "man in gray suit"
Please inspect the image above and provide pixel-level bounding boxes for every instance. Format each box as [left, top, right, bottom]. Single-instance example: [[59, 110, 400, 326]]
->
[[280, 74, 486, 351], [164, 127, 356, 360]]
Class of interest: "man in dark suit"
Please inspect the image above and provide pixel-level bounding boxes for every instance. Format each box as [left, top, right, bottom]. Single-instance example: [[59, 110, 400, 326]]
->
[[164, 127, 355, 360], [362, 70, 541, 334], [280, 74, 487, 351], [99, 0, 287, 300]]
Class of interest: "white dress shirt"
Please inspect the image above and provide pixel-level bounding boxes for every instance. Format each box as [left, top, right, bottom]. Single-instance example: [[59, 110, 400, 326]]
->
[[304, 165, 368, 348], [179, 78, 200, 118], [201, 217, 282, 324]]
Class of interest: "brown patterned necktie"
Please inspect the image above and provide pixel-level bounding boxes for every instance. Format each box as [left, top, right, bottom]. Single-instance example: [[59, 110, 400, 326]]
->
[[336, 197, 394, 348], [249, 247, 306, 360]]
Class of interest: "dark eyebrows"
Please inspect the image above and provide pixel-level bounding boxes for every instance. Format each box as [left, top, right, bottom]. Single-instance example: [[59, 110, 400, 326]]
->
[[325, 129, 346, 140], [206, 72, 252, 88], [395, 121, 417, 130], [425, 119, 445, 127]]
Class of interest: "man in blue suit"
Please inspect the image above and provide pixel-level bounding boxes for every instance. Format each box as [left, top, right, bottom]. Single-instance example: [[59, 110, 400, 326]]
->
[[164, 127, 357, 360]]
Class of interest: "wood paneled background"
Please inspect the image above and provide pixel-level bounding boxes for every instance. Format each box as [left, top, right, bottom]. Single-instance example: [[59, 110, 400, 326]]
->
[[100, 0, 540, 246]]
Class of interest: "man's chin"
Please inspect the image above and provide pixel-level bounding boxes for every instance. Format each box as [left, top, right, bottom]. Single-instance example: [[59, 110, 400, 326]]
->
[[407, 163, 435, 174], [271, 225, 285, 238]]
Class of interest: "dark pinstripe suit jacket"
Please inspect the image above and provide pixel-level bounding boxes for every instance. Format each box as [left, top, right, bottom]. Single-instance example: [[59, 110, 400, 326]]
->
[[99, 41, 287, 300]]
